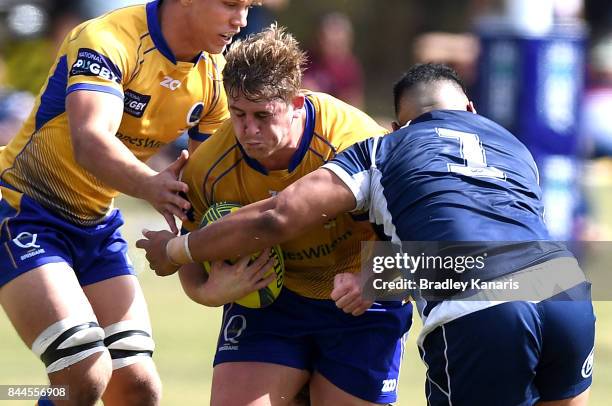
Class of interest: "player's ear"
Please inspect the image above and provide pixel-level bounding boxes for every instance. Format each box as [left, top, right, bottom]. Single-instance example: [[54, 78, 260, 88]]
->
[[391, 121, 401, 131], [467, 101, 477, 114], [290, 95, 305, 118]]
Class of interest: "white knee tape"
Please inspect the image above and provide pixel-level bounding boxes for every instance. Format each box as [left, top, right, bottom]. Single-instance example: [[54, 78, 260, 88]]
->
[[103, 320, 155, 370], [31, 317, 106, 374]]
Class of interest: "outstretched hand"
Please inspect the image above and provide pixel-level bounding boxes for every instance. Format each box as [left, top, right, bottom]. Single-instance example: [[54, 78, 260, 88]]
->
[[330, 272, 373, 316], [141, 150, 191, 234], [136, 229, 180, 277]]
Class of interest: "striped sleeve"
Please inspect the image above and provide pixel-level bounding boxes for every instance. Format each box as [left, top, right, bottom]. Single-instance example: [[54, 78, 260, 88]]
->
[[323, 136, 380, 211]]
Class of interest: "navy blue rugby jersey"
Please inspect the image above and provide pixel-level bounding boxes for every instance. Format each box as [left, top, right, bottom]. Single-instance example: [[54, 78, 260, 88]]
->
[[324, 110, 570, 281]]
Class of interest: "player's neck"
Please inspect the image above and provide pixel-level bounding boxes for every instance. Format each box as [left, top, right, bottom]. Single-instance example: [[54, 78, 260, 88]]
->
[[158, 1, 200, 62]]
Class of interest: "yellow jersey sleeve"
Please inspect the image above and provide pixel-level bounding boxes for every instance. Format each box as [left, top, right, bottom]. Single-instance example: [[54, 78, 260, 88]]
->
[[64, 20, 134, 99]]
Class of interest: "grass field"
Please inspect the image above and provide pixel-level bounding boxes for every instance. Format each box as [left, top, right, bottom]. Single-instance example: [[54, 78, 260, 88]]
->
[[1, 186, 611, 405]]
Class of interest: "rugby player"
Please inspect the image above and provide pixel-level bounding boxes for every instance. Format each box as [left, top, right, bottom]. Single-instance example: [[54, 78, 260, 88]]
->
[[145, 26, 411, 406], [0, 1, 256, 404], [140, 63, 595, 406]]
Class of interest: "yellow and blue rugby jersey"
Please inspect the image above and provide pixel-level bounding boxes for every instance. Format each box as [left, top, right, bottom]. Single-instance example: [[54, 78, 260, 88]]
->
[[182, 92, 387, 299], [0, 0, 228, 225]]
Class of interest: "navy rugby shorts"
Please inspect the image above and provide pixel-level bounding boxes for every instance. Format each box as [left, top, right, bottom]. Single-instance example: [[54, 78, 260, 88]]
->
[[419, 281, 595, 405], [0, 188, 135, 287], [214, 287, 413, 404]]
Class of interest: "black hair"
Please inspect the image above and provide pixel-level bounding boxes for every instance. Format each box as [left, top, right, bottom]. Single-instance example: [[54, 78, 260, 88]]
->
[[393, 63, 467, 115]]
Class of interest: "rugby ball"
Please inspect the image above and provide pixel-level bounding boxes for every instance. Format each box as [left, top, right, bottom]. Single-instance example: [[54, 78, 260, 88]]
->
[[200, 202, 284, 308]]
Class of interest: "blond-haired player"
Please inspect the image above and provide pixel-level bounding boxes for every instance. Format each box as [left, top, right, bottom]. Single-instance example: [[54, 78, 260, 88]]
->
[[144, 26, 412, 406]]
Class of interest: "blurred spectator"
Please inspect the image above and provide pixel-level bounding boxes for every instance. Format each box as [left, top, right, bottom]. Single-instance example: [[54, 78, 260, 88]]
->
[[48, 0, 86, 47], [79, 0, 145, 18], [582, 33, 612, 158], [585, 0, 612, 38], [1, 0, 85, 94], [412, 32, 480, 91], [0, 0, 81, 145], [0, 56, 34, 145], [234, 0, 288, 40], [303, 12, 364, 109]]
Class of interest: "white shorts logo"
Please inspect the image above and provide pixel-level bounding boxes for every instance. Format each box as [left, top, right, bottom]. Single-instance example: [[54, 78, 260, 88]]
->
[[581, 347, 594, 378], [223, 315, 247, 344], [13, 232, 40, 249], [381, 379, 397, 393]]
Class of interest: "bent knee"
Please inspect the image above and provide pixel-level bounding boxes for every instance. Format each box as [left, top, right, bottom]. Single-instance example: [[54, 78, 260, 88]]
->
[[49, 351, 113, 405], [105, 361, 162, 406]]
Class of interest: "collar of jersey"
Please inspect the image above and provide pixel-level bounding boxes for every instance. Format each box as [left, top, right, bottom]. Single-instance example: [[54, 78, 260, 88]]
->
[[238, 97, 316, 175], [146, 0, 202, 65]]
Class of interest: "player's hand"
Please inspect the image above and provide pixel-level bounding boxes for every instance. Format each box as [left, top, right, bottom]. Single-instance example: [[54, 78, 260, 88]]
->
[[136, 229, 180, 277], [202, 248, 276, 307], [330, 272, 373, 316], [140, 150, 191, 234]]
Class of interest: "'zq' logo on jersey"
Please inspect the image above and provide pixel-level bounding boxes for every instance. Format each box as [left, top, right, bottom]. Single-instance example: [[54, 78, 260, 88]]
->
[[124, 89, 151, 118], [70, 48, 121, 83], [160, 76, 181, 90]]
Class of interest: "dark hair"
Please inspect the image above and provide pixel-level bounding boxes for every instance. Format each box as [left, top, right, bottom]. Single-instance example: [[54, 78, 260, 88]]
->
[[393, 63, 467, 115]]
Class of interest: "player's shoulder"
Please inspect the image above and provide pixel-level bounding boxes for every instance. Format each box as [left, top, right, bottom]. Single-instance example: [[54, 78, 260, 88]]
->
[[305, 90, 368, 120], [186, 120, 240, 173], [304, 91, 386, 150], [66, 4, 147, 49]]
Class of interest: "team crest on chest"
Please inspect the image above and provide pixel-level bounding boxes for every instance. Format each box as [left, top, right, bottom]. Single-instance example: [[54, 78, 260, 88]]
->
[[187, 102, 205, 126]]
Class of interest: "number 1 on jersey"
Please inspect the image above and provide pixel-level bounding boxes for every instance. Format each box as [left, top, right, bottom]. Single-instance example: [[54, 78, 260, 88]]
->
[[436, 127, 506, 180]]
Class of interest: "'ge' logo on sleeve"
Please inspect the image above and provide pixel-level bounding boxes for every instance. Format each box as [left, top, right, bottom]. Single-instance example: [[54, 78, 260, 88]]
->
[[123, 89, 151, 118]]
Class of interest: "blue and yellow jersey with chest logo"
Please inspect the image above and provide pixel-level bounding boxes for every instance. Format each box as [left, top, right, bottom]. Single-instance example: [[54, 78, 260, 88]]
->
[[0, 0, 228, 225], [181, 92, 387, 299]]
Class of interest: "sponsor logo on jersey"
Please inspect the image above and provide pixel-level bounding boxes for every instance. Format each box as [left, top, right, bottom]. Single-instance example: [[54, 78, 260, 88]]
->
[[116, 133, 164, 149], [123, 89, 151, 118], [160, 75, 181, 90], [283, 230, 353, 261], [70, 48, 121, 83]]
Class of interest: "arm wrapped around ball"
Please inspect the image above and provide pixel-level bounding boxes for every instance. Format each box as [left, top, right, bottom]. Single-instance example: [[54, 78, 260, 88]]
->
[[178, 250, 276, 307]]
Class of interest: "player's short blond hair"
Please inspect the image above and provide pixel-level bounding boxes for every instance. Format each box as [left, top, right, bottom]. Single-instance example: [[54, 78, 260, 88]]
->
[[223, 25, 306, 103]]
